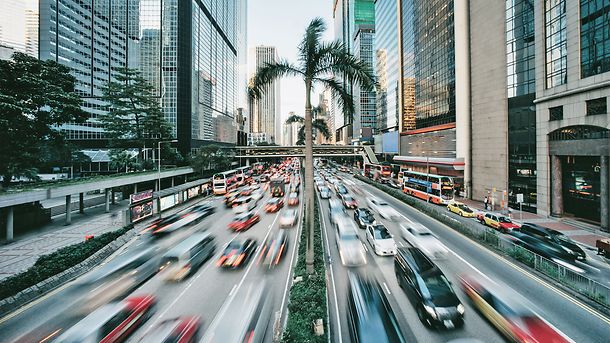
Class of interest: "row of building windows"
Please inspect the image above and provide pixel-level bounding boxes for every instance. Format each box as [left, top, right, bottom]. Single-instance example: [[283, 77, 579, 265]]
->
[[548, 97, 608, 121]]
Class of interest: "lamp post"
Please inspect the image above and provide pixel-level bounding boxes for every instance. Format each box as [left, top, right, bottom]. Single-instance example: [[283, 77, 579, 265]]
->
[[157, 139, 178, 218]]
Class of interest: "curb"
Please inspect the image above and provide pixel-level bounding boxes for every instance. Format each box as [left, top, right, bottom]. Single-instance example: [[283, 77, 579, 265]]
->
[[0, 227, 137, 318]]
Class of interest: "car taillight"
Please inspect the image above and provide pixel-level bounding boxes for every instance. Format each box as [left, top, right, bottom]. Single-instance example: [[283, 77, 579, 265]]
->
[[275, 244, 285, 265], [216, 256, 227, 267], [234, 254, 245, 266]]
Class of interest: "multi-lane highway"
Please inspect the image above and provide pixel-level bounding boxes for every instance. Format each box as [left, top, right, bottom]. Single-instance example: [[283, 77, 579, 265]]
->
[[320, 170, 610, 343], [0, 180, 303, 343]]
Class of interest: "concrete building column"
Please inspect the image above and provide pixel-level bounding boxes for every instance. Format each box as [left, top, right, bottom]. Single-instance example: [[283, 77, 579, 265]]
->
[[79, 193, 84, 214], [246, 158, 250, 166], [551, 155, 563, 217], [105, 188, 111, 213], [6, 206, 14, 241], [65, 194, 72, 225], [134, 183, 138, 193], [600, 156, 609, 231], [171, 177, 175, 187], [454, 0, 471, 199], [111, 188, 116, 204]]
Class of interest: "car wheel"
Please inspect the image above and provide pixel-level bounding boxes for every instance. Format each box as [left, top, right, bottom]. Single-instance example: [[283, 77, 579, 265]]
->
[[417, 306, 431, 327]]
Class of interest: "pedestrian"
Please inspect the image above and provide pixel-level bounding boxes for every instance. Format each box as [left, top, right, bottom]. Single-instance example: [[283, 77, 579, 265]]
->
[[484, 196, 489, 211]]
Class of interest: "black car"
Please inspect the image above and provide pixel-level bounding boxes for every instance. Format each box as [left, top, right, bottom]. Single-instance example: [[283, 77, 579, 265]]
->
[[217, 238, 257, 269], [394, 247, 464, 329], [354, 208, 376, 229], [508, 231, 579, 262], [516, 223, 586, 261], [346, 271, 406, 343], [190, 203, 216, 216]]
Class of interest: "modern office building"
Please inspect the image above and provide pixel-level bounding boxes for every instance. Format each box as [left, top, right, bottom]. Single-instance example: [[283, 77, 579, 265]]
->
[[38, 0, 247, 155], [247, 132, 270, 146], [332, 0, 354, 144], [282, 114, 300, 146], [353, 24, 376, 143], [0, 0, 38, 57], [250, 46, 281, 144]]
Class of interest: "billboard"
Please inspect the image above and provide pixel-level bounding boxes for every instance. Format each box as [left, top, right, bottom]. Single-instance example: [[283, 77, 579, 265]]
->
[[187, 186, 200, 199], [382, 131, 399, 154], [130, 190, 153, 204], [130, 201, 153, 222], [160, 194, 179, 211]]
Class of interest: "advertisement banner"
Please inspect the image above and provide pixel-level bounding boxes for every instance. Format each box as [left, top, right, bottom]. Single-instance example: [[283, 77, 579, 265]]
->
[[130, 190, 153, 204], [187, 186, 200, 199], [160, 194, 178, 211], [130, 200, 153, 222]]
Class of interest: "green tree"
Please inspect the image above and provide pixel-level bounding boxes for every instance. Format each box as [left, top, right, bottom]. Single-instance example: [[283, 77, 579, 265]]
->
[[250, 18, 375, 273], [190, 145, 234, 177], [109, 149, 137, 172], [100, 67, 172, 167], [0, 52, 87, 187], [285, 114, 331, 145]]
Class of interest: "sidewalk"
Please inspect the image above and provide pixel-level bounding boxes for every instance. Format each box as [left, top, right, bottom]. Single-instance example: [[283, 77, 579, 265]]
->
[[0, 195, 212, 281], [458, 198, 609, 249]]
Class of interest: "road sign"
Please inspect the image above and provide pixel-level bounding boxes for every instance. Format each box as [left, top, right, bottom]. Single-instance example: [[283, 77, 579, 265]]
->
[[516, 193, 524, 203]]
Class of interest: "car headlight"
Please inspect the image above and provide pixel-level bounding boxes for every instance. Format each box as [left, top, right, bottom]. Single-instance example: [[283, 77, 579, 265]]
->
[[457, 304, 465, 315], [423, 304, 437, 319]]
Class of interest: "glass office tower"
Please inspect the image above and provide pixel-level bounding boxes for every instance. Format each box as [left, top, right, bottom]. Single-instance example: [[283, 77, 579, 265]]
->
[[39, 0, 245, 153], [374, 0, 399, 132]]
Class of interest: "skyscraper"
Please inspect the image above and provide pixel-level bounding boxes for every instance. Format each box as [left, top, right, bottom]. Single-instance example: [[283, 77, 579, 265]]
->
[[251, 46, 281, 144], [374, 0, 399, 136], [353, 22, 376, 142], [38, 0, 247, 154], [0, 0, 38, 57]]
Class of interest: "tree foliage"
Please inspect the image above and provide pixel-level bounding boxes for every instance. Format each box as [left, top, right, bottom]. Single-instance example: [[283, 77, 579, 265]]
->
[[286, 115, 331, 145], [190, 145, 235, 177], [0, 52, 87, 186], [100, 67, 173, 163]]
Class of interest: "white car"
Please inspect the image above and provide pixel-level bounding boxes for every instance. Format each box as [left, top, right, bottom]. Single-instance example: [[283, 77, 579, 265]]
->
[[335, 218, 367, 266], [366, 224, 397, 256], [399, 222, 448, 259], [319, 186, 332, 199], [367, 198, 401, 221], [329, 199, 349, 225], [279, 208, 298, 227]]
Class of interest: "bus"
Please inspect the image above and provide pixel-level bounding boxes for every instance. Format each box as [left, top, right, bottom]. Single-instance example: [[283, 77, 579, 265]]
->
[[401, 171, 454, 204], [363, 163, 392, 179], [213, 170, 237, 195], [235, 166, 251, 186]]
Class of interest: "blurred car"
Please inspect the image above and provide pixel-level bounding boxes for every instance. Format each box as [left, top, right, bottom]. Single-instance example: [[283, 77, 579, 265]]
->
[[288, 192, 299, 206], [346, 271, 407, 343], [138, 316, 201, 343], [200, 281, 272, 343], [160, 233, 216, 281], [279, 208, 298, 227], [507, 231, 580, 262], [217, 238, 257, 269], [224, 189, 240, 200], [258, 230, 288, 269], [224, 192, 241, 208], [56, 295, 156, 342], [319, 186, 332, 199], [460, 275, 570, 343], [265, 198, 284, 212], [447, 201, 476, 218], [76, 245, 159, 313], [477, 212, 520, 233], [190, 203, 216, 216], [395, 247, 464, 329], [399, 222, 448, 259], [228, 211, 260, 232], [335, 184, 349, 195], [517, 223, 586, 261], [366, 224, 397, 256], [259, 174, 269, 183], [231, 196, 255, 214], [341, 194, 358, 209], [316, 180, 326, 191], [354, 208, 376, 229], [367, 198, 401, 221], [250, 189, 264, 201], [290, 183, 300, 194], [329, 199, 349, 225], [335, 218, 367, 266], [284, 175, 291, 184]]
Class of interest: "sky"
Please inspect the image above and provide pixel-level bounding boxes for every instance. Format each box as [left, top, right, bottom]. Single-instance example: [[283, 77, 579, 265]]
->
[[248, 0, 334, 121]]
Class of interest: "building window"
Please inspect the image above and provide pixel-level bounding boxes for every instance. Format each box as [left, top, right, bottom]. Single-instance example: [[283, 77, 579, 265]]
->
[[506, 0, 536, 97], [549, 125, 609, 141], [586, 97, 607, 116], [549, 106, 563, 120], [545, 0, 567, 88], [580, 0, 610, 78]]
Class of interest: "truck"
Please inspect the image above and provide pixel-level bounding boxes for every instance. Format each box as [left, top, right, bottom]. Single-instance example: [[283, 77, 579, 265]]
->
[[270, 177, 285, 197]]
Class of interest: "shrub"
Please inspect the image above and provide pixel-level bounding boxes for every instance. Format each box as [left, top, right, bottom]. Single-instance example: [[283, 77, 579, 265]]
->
[[0, 226, 131, 300], [283, 198, 327, 343]]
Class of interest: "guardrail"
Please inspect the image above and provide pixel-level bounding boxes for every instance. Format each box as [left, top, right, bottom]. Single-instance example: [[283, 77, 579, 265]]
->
[[355, 174, 610, 310]]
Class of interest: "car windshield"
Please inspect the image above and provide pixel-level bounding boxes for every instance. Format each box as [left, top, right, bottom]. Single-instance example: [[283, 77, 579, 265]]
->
[[344, 196, 354, 202], [457, 204, 471, 211], [421, 274, 453, 299], [290, 193, 297, 197], [499, 217, 512, 223], [373, 227, 392, 240], [268, 199, 279, 204], [283, 210, 296, 217], [550, 231, 571, 242]]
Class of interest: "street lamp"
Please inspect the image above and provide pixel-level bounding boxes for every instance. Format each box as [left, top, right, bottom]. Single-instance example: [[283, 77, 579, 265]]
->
[[157, 139, 178, 218]]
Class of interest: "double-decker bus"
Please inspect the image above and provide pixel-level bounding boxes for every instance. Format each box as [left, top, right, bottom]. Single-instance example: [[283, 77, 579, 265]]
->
[[213, 170, 237, 195], [401, 171, 454, 204], [363, 163, 392, 179], [235, 166, 251, 186]]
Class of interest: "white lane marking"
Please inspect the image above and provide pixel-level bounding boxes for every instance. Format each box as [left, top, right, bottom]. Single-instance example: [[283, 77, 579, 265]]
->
[[279, 206, 304, 320], [228, 284, 238, 296], [383, 282, 392, 295], [362, 244, 369, 253], [319, 195, 343, 343], [397, 241, 405, 248]]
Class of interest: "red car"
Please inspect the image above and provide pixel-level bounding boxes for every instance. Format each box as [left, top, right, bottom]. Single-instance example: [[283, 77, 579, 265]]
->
[[460, 276, 569, 343], [477, 212, 520, 233], [138, 316, 201, 343], [287, 192, 299, 206], [341, 195, 358, 209], [55, 295, 156, 342], [265, 198, 284, 213], [228, 211, 260, 231]]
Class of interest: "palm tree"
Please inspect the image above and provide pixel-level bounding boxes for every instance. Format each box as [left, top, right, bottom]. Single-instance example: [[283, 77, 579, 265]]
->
[[285, 114, 331, 145], [250, 18, 375, 273]]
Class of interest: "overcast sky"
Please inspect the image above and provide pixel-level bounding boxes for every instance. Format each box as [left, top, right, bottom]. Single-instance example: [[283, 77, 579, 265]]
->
[[248, 0, 333, 121]]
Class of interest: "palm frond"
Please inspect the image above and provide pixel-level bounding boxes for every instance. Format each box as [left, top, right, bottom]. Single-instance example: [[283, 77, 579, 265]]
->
[[298, 18, 326, 73], [314, 40, 376, 92], [250, 60, 302, 99], [314, 77, 354, 119], [312, 118, 331, 139], [285, 114, 304, 124]]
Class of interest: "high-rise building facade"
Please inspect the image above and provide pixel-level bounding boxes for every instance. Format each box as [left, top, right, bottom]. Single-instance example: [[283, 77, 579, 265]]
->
[[332, 0, 354, 144], [353, 24, 376, 143], [38, 0, 247, 154], [374, 0, 399, 133], [250, 46, 281, 144], [0, 0, 38, 57]]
